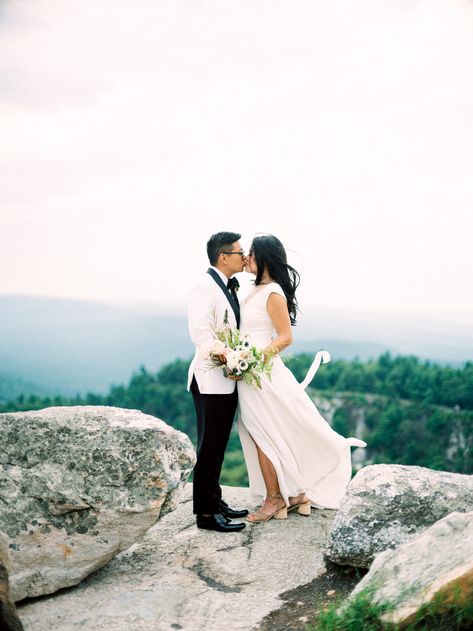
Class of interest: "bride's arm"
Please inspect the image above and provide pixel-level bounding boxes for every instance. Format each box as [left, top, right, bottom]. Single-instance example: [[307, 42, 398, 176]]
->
[[264, 293, 292, 357]]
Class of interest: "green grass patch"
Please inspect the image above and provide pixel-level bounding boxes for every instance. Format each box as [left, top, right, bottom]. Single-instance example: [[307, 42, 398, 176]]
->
[[310, 587, 392, 631], [310, 586, 473, 630]]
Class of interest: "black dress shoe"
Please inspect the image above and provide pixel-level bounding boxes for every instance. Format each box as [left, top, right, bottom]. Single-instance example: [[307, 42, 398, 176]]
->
[[196, 513, 246, 532], [219, 500, 249, 519]]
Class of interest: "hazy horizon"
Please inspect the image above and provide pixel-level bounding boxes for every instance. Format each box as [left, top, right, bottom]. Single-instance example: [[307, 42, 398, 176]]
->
[[1, 292, 472, 399], [2, 289, 473, 334]]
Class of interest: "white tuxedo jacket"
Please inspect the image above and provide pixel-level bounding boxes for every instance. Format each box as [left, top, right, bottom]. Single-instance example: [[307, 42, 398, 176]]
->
[[187, 270, 238, 394]]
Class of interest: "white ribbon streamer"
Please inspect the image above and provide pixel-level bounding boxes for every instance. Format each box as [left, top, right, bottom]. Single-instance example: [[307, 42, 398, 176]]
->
[[299, 350, 331, 390], [298, 350, 367, 448]]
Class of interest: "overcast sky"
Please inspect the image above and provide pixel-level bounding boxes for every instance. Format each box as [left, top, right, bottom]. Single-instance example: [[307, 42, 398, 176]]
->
[[1, 0, 472, 323]]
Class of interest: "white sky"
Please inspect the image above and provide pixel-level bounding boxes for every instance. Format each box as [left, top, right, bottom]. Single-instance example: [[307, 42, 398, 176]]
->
[[1, 0, 472, 322]]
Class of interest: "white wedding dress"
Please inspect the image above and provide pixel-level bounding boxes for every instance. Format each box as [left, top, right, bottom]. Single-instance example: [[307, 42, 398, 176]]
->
[[237, 282, 366, 510]]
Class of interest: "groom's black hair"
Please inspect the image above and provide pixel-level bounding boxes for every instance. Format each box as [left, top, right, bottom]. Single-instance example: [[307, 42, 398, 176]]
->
[[207, 232, 241, 265]]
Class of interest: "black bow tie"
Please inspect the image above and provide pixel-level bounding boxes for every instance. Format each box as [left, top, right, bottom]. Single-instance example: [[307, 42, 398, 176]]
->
[[227, 277, 240, 292]]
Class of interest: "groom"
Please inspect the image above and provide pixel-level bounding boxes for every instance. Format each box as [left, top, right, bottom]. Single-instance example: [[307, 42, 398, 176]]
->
[[187, 232, 248, 532]]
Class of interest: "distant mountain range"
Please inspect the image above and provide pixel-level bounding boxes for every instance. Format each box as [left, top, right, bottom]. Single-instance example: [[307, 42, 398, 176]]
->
[[1, 294, 472, 400], [0, 295, 193, 399]]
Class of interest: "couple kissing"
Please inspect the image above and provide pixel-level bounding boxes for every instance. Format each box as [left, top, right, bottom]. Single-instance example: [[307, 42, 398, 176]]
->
[[187, 231, 366, 533]]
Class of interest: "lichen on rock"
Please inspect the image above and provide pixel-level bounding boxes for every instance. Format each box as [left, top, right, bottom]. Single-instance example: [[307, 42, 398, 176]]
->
[[326, 464, 473, 568], [0, 406, 196, 601]]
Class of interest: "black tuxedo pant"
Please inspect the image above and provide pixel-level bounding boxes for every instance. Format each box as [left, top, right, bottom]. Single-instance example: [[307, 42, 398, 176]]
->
[[190, 376, 238, 514]]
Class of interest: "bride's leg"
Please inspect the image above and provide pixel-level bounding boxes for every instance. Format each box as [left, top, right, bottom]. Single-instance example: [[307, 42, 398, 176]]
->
[[252, 438, 309, 513], [254, 443, 308, 508], [255, 443, 280, 497], [247, 443, 286, 521]]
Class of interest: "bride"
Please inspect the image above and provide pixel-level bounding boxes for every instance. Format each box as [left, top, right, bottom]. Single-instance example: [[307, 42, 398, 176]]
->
[[237, 235, 366, 523]]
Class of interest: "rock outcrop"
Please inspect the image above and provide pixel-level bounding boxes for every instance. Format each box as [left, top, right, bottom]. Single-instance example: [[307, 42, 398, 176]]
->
[[0, 406, 195, 601], [326, 464, 473, 568], [348, 511, 473, 627], [0, 535, 24, 631], [17, 486, 337, 631]]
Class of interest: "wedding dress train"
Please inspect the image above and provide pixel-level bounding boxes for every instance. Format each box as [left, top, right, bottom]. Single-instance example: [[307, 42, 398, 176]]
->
[[237, 283, 366, 510]]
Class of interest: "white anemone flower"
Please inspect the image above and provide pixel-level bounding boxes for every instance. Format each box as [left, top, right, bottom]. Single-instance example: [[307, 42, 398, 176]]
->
[[226, 350, 242, 371]]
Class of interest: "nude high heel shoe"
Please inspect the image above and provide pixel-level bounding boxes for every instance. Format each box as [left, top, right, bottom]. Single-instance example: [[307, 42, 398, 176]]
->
[[296, 501, 311, 516], [247, 493, 287, 523], [287, 496, 312, 516], [273, 506, 288, 519]]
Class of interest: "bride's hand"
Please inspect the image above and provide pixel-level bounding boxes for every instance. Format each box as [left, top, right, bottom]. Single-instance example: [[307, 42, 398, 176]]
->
[[227, 374, 242, 381], [262, 347, 277, 363]]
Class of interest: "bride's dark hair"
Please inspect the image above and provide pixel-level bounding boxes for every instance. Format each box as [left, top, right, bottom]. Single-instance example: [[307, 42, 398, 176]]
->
[[250, 235, 300, 325]]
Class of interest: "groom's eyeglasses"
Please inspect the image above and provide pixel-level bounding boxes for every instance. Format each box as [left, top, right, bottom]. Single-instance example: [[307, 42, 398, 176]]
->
[[221, 250, 245, 257]]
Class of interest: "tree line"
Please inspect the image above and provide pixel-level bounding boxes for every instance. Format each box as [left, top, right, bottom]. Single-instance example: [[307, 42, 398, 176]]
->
[[1, 353, 472, 482], [284, 352, 473, 410]]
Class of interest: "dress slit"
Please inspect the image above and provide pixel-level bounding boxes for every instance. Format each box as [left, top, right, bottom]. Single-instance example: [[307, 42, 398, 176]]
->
[[237, 282, 366, 510]]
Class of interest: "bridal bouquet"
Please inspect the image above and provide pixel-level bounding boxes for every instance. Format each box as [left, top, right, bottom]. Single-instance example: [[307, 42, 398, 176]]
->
[[200, 310, 273, 389]]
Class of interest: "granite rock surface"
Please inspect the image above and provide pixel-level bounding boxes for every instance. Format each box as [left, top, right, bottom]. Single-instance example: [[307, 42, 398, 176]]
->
[[0, 406, 195, 601], [17, 486, 336, 631], [349, 510, 473, 627], [326, 464, 473, 568], [0, 533, 24, 630]]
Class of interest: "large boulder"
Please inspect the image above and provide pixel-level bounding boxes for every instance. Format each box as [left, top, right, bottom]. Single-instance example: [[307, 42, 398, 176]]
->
[[0, 406, 195, 601], [348, 511, 473, 627], [0, 535, 24, 630], [326, 464, 473, 568]]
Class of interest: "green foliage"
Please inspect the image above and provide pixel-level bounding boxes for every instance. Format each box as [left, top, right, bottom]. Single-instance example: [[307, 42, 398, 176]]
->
[[101, 362, 196, 439], [313, 587, 392, 631], [1, 353, 473, 484], [283, 352, 473, 410], [211, 322, 274, 389], [411, 590, 473, 630], [221, 431, 249, 486], [332, 407, 350, 436], [312, 586, 473, 630], [364, 399, 472, 473]]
